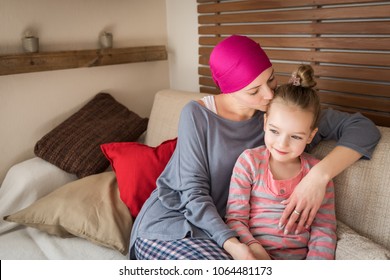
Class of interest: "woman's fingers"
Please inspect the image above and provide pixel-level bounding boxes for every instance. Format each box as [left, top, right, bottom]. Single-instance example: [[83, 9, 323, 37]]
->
[[283, 204, 320, 234], [295, 208, 311, 234], [280, 196, 307, 234], [280, 194, 312, 235], [279, 170, 327, 234], [300, 206, 319, 232], [278, 198, 292, 228], [284, 206, 305, 235]]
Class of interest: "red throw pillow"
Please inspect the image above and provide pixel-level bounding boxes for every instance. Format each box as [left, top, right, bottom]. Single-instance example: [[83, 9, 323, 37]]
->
[[101, 138, 177, 218]]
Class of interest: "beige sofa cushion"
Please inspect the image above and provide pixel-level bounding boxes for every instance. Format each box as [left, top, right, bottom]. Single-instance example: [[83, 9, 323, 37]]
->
[[336, 221, 390, 260], [312, 126, 390, 250]]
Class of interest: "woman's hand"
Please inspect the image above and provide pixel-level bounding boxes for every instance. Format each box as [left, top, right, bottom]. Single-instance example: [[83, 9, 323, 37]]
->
[[279, 165, 328, 235], [279, 146, 362, 235], [223, 237, 257, 260]]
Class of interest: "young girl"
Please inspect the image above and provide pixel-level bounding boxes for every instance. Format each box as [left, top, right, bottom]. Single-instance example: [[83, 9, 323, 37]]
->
[[225, 65, 337, 260]]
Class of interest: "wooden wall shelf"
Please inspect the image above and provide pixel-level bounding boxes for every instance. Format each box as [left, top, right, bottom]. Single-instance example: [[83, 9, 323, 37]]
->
[[0, 45, 167, 76]]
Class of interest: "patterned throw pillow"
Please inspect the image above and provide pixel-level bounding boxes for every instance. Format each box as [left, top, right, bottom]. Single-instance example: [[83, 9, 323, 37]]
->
[[34, 93, 148, 178]]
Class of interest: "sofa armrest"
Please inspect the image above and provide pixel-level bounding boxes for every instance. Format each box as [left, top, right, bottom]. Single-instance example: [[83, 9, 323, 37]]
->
[[336, 220, 390, 260]]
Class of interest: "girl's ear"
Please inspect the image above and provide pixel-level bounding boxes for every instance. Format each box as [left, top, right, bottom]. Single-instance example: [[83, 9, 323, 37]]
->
[[307, 127, 318, 144], [263, 113, 267, 131]]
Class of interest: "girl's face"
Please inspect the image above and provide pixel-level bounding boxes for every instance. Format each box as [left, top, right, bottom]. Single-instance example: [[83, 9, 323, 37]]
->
[[264, 100, 318, 164], [230, 67, 277, 112]]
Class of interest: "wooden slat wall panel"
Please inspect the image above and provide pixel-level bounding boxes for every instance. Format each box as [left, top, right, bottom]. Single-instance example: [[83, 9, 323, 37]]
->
[[200, 37, 390, 51], [199, 22, 390, 35], [272, 63, 390, 82], [200, 64, 390, 82], [198, 0, 383, 13], [198, 0, 390, 127], [199, 48, 390, 66], [322, 104, 390, 126], [199, 6, 390, 24]]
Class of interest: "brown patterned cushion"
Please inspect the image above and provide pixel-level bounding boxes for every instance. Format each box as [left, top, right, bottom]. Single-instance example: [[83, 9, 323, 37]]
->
[[34, 93, 148, 178]]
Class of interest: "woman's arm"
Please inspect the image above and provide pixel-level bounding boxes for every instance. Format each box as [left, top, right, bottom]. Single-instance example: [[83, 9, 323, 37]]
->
[[158, 102, 236, 246], [280, 110, 381, 234]]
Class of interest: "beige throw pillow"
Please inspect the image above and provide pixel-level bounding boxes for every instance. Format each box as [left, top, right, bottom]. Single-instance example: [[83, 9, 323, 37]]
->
[[3, 171, 132, 255]]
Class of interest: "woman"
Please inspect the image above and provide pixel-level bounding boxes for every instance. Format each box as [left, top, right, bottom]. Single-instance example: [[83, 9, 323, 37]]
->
[[129, 35, 380, 260]]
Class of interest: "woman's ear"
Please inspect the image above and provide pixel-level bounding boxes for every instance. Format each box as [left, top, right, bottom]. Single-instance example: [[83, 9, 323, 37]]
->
[[307, 127, 318, 144]]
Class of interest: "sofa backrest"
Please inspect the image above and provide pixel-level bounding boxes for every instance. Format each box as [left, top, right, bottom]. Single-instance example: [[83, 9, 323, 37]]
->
[[144, 89, 208, 147], [312, 126, 390, 250]]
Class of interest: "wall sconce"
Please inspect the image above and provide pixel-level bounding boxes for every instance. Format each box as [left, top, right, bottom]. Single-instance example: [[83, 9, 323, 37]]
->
[[22, 31, 39, 53], [99, 32, 113, 49]]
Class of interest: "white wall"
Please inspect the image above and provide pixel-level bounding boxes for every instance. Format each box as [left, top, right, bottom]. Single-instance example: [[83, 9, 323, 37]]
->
[[0, 0, 170, 182], [166, 0, 199, 92]]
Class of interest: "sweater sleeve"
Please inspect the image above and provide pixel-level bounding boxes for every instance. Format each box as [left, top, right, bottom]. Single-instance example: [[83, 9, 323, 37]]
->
[[306, 180, 337, 260], [157, 102, 236, 247], [307, 109, 381, 159], [225, 150, 261, 246]]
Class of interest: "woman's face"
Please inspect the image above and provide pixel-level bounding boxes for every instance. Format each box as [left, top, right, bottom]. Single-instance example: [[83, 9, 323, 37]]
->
[[230, 67, 277, 112]]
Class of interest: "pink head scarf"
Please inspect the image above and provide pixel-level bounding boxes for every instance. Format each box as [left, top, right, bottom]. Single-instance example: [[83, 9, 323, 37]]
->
[[209, 35, 272, 94]]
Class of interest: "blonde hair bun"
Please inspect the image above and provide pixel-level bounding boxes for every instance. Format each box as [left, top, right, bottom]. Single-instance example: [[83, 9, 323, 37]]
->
[[295, 65, 317, 88]]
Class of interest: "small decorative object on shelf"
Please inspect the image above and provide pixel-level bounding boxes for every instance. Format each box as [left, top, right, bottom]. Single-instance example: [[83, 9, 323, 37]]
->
[[22, 31, 39, 53], [99, 32, 113, 49]]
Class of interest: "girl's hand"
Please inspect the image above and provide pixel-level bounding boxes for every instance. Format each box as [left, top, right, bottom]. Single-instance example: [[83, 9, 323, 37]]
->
[[223, 237, 257, 260], [249, 243, 271, 260], [279, 167, 328, 235]]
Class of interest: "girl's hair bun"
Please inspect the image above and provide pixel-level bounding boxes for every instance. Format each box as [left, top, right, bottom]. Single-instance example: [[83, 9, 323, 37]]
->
[[294, 64, 317, 88]]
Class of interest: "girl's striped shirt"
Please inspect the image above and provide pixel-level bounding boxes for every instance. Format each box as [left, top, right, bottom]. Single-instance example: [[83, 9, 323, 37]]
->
[[225, 146, 336, 260]]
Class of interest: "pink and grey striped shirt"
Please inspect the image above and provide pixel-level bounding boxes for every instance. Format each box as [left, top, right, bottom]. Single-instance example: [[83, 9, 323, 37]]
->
[[226, 146, 336, 260]]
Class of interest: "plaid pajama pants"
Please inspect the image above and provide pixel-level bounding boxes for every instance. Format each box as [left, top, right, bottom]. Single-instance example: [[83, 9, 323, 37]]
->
[[134, 237, 232, 260]]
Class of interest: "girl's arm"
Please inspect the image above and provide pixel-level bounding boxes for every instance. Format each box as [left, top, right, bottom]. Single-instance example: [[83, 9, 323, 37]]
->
[[225, 150, 270, 259], [305, 180, 337, 260], [280, 110, 381, 234]]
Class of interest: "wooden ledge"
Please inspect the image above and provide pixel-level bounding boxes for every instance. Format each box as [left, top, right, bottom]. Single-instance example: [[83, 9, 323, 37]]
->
[[0, 45, 167, 76]]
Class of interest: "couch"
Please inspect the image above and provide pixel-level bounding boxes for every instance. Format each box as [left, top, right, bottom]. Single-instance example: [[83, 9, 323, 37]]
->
[[1, 89, 389, 260], [144, 89, 390, 260]]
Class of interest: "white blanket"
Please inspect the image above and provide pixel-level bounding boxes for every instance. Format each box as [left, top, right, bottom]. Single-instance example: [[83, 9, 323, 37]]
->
[[0, 158, 127, 260]]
